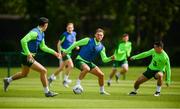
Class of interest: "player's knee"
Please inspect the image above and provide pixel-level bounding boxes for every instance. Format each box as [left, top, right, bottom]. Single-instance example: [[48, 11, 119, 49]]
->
[[112, 68, 117, 72], [99, 73, 104, 79], [124, 68, 128, 72], [84, 67, 90, 72], [41, 68, 47, 74], [158, 72, 163, 79], [69, 64, 74, 69]]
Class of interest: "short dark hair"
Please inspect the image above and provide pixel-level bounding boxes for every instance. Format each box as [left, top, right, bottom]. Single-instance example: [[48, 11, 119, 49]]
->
[[154, 41, 164, 48], [122, 33, 129, 37], [96, 28, 104, 34], [38, 17, 49, 26]]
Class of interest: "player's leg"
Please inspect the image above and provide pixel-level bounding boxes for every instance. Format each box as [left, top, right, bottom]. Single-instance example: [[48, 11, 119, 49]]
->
[[31, 61, 58, 97], [74, 60, 90, 86], [129, 74, 149, 95], [115, 60, 128, 81], [154, 72, 163, 96], [107, 67, 117, 86], [119, 63, 128, 80], [90, 66, 110, 95], [62, 58, 74, 87], [3, 54, 32, 92], [48, 59, 65, 86], [3, 65, 30, 92]]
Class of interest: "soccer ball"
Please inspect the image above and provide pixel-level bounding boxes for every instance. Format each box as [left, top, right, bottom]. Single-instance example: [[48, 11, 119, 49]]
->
[[73, 85, 83, 94]]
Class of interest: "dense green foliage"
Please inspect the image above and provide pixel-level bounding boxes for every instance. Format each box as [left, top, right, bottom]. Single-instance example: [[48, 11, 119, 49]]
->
[[0, 0, 180, 65]]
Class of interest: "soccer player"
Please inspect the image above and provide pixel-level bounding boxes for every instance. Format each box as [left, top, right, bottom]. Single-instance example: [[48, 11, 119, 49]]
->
[[107, 34, 132, 86], [48, 23, 78, 87], [3, 17, 60, 97], [129, 41, 171, 96], [64, 28, 114, 95]]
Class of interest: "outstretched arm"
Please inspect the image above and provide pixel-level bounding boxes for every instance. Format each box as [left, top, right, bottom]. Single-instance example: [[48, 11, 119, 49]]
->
[[100, 47, 114, 63], [64, 37, 90, 54], [131, 49, 154, 60], [40, 39, 56, 55]]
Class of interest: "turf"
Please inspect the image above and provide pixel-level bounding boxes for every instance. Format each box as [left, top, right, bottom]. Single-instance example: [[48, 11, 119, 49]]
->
[[0, 67, 180, 108]]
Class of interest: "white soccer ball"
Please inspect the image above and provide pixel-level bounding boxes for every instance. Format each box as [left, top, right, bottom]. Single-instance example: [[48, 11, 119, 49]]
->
[[73, 85, 83, 94]]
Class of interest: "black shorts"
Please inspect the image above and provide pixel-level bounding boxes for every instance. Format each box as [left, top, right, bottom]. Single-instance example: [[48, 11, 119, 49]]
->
[[21, 54, 35, 67], [143, 67, 160, 79]]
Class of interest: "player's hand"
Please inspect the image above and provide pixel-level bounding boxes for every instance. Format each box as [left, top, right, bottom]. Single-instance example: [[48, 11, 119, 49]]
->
[[76, 46, 80, 50], [54, 52, 61, 59], [111, 55, 115, 60], [27, 53, 34, 63], [128, 57, 134, 61]]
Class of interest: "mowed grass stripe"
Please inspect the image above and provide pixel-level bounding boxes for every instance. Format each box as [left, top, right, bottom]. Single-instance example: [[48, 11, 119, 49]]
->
[[0, 67, 180, 108]]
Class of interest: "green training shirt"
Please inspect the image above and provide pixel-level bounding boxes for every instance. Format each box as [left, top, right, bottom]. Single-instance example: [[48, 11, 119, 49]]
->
[[131, 48, 171, 84], [64, 37, 112, 63], [21, 28, 56, 55], [114, 41, 132, 61]]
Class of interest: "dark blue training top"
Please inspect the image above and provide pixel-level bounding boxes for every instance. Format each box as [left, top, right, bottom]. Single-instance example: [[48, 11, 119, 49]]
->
[[61, 31, 76, 49], [79, 38, 104, 62], [28, 27, 44, 53]]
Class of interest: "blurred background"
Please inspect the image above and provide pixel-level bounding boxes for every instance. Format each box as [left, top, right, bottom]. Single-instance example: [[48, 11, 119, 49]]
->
[[0, 0, 180, 67]]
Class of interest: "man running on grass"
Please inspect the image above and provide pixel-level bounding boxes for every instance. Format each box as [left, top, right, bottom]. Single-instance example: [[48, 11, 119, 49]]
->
[[3, 17, 60, 97], [129, 41, 171, 96]]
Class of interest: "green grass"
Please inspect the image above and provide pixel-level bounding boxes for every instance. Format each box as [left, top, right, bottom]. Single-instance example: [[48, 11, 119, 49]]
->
[[0, 67, 180, 108]]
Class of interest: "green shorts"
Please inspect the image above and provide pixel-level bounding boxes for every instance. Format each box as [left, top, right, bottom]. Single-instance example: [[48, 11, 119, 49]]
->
[[74, 59, 96, 71], [21, 54, 35, 67], [62, 54, 71, 61], [113, 60, 128, 68], [143, 67, 160, 79]]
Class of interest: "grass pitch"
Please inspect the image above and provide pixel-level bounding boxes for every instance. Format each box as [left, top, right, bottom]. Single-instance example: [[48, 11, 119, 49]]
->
[[0, 67, 180, 108]]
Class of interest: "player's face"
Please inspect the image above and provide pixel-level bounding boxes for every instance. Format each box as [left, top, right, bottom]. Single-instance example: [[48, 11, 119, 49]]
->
[[95, 32, 104, 42], [122, 35, 129, 42], [154, 45, 163, 53], [67, 24, 74, 33], [41, 23, 48, 31]]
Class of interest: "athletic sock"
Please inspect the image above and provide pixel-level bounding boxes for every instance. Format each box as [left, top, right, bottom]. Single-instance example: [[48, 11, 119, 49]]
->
[[100, 86, 105, 92], [107, 79, 112, 83], [44, 87, 49, 93], [76, 79, 81, 85], [156, 85, 161, 92], [133, 88, 138, 93], [116, 72, 121, 78], [7, 77, 13, 83], [50, 74, 56, 80], [64, 75, 69, 81]]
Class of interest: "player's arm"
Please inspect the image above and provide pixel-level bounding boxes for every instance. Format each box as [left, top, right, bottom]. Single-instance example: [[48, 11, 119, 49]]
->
[[20, 31, 37, 55], [100, 47, 114, 63], [57, 34, 65, 53], [165, 56, 171, 86], [39, 39, 58, 56], [127, 42, 132, 57], [131, 48, 154, 60], [64, 37, 90, 54]]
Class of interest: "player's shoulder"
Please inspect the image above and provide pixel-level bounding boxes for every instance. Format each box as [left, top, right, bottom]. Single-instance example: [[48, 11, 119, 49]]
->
[[127, 41, 132, 45], [162, 50, 169, 59], [72, 31, 77, 35], [62, 31, 68, 35], [29, 30, 38, 36]]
